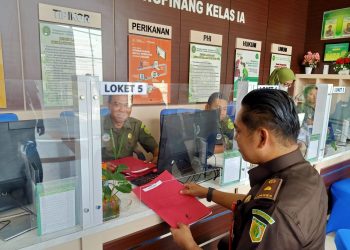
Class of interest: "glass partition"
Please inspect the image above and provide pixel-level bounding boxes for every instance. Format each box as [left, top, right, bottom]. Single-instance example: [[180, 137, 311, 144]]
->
[[325, 86, 350, 157], [0, 78, 94, 248], [98, 82, 243, 221]]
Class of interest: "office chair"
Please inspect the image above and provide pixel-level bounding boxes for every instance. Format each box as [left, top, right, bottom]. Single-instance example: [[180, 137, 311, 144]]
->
[[0, 113, 19, 122], [100, 107, 110, 116], [23, 141, 43, 184]]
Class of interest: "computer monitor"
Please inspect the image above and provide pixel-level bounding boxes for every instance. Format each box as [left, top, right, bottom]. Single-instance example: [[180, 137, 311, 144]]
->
[[157, 110, 219, 178], [0, 120, 37, 212], [329, 100, 350, 141]]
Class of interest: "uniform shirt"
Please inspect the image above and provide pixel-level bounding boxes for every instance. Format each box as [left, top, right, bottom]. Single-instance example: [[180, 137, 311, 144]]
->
[[101, 116, 158, 161], [297, 103, 315, 127], [216, 116, 234, 150], [232, 149, 327, 250]]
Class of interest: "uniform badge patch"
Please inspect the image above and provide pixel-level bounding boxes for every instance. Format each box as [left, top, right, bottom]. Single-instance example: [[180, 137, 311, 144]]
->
[[141, 123, 151, 135], [128, 133, 132, 139], [102, 133, 111, 142], [252, 209, 275, 225], [244, 195, 252, 203], [227, 119, 234, 129], [249, 216, 267, 243]]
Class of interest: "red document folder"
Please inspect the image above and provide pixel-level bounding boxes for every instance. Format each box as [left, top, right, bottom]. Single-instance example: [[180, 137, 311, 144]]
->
[[106, 157, 156, 178], [133, 171, 212, 228]]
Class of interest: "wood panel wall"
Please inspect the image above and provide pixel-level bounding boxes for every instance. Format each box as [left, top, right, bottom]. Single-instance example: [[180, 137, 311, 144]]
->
[[1, 0, 344, 108], [305, 0, 350, 74]]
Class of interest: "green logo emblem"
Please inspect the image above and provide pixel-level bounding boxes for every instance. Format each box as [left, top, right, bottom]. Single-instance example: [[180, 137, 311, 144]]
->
[[191, 45, 196, 53], [249, 216, 267, 243], [42, 26, 51, 36]]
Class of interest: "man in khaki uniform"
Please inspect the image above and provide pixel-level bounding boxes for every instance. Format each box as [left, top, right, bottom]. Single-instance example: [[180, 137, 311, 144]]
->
[[101, 95, 158, 168], [205, 92, 234, 153], [171, 89, 327, 250]]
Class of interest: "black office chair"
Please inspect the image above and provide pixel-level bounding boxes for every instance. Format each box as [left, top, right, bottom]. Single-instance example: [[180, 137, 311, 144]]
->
[[23, 141, 43, 184]]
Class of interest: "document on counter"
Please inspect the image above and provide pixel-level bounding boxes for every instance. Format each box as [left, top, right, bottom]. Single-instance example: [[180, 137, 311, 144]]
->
[[133, 171, 212, 228], [36, 177, 76, 235]]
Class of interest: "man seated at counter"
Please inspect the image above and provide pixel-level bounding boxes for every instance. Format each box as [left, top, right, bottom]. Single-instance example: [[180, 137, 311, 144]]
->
[[101, 95, 159, 170], [297, 85, 317, 127], [205, 92, 234, 153]]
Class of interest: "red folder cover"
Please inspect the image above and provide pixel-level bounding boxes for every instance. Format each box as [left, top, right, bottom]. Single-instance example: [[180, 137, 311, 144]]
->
[[106, 157, 156, 178], [133, 171, 212, 228]]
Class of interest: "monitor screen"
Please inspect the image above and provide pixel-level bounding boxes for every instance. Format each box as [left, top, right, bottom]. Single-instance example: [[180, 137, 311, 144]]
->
[[323, 42, 349, 62], [0, 120, 36, 212], [157, 110, 219, 178], [329, 100, 350, 141]]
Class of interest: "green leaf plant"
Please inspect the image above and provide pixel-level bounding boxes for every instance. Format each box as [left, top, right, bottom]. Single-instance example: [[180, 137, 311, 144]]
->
[[102, 164, 132, 202]]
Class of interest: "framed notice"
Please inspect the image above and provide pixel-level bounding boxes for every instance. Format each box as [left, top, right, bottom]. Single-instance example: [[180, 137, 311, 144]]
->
[[188, 43, 221, 103], [321, 7, 350, 40], [39, 22, 102, 107], [0, 34, 6, 108], [269, 54, 291, 74], [233, 49, 260, 98], [128, 34, 171, 105], [324, 42, 349, 62]]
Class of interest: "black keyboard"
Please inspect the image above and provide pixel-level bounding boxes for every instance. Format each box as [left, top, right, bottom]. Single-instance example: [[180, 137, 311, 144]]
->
[[131, 173, 160, 186]]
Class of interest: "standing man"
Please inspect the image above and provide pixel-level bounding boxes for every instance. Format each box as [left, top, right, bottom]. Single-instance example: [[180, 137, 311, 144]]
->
[[205, 92, 234, 153], [171, 89, 327, 249], [101, 95, 159, 169]]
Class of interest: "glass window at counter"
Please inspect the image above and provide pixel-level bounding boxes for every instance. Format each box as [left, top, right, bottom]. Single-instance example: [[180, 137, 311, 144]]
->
[[325, 86, 350, 157], [295, 84, 318, 158]]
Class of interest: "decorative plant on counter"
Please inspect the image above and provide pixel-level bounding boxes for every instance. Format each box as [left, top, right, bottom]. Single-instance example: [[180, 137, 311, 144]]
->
[[333, 52, 350, 74], [302, 51, 320, 69], [102, 164, 132, 221]]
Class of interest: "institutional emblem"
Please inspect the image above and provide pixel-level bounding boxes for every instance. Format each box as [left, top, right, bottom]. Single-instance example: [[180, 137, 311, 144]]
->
[[249, 216, 267, 243]]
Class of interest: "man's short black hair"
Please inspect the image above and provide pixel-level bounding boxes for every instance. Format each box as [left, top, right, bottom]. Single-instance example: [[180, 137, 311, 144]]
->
[[241, 89, 300, 144], [207, 92, 227, 106]]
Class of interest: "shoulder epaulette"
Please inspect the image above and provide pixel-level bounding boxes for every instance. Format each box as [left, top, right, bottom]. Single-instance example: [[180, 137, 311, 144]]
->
[[254, 178, 283, 201]]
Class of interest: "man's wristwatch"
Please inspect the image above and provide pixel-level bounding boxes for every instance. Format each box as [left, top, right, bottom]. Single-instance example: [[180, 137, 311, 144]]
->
[[206, 187, 215, 202]]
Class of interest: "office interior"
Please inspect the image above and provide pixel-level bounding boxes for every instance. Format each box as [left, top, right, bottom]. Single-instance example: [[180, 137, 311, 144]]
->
[[0, 0, 350, 249]]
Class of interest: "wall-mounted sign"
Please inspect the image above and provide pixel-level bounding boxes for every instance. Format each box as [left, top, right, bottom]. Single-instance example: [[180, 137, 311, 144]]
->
[[271, 43, 292, 55], [0, 34, 6, 108], [257, 85, 279, 90], [269, 54, 291, 74], [100, 82, 147, 95], [143, 1, 246, 23], [236, 38, 262, 51], [40, 22, 102, 107], [324, 42, 349, 62], [333, 86, 346, 94], [321, 7, 350, 40], [128, 34, 171, 104], [189, 43, 221, 103], [190, 30, 222, 46], [128, 19, 172, 39], [233, 49, 261, 98], [39, 3, 101, 28]]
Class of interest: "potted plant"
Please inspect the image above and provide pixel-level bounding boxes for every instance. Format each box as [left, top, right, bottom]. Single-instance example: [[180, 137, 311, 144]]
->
[[102, 164, 132, 221], [333, 52, 350, 75], [302, 51, 320, 74]]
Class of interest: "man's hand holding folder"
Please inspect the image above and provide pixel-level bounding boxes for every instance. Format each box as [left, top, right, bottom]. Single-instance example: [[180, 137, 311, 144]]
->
[[132, 171, 212, 228]]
